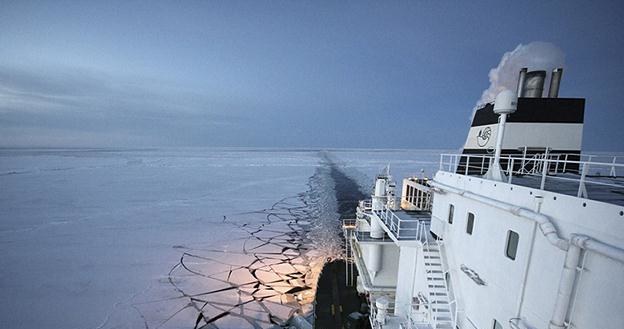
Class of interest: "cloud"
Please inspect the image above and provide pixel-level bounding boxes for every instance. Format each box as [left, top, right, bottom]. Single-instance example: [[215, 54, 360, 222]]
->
[[0, 64, 246, 146]]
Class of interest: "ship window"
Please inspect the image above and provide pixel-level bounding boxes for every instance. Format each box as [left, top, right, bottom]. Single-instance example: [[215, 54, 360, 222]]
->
[[466, 212, 475, 235], [493, 319, 503, 329], [506, 230, 519, 260], [448, 204, 454, 224]]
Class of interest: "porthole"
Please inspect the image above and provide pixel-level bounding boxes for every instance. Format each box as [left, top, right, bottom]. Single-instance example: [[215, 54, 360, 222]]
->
[[448, 204, 455, 224], [466, 213, 475, 235], [582, 202, 586, 207], [505, 230, 519, 260]]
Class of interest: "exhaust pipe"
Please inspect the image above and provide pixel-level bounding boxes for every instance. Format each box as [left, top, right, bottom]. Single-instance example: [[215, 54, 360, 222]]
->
[[522, 70, 546, 98], [548, 68, 563, 98], [517, 68, 528, 97]]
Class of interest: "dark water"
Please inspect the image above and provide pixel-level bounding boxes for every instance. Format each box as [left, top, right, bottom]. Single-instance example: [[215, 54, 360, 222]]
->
[[315, 159, 368, 329], [328, 163, 368, 219]]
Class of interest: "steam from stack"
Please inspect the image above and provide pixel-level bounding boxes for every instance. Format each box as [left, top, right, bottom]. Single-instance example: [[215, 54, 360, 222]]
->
[[477, 42, 565, 105]]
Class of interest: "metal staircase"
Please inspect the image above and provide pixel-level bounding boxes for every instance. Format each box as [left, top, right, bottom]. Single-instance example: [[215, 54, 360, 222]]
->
[[422, 240, 456, 329], [343, 218, 356, 286]]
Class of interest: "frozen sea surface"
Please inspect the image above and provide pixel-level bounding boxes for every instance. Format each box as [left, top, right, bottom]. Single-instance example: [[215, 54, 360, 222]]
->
[[0, 148, 442, 329]]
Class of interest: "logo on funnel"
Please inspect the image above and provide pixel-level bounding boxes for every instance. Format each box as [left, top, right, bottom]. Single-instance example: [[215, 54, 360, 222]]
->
[[477, 127, 492, 147]]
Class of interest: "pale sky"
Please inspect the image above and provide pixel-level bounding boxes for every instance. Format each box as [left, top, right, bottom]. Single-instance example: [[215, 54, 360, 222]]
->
[[1, 1, 623, 150]]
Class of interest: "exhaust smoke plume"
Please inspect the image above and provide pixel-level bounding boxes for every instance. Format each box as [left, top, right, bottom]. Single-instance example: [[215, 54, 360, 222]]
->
[[477, 41, 565, 106]]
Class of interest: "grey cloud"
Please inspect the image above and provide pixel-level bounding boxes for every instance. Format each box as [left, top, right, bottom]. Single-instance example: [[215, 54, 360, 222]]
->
[[0, 65, 247, 146]]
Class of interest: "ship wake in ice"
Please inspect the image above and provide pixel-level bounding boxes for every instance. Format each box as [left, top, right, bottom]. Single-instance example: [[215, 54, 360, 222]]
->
[[129, 166, 343, 329]]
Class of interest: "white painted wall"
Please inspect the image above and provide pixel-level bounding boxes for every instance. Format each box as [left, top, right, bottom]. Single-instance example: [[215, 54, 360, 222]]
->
[[360, 243, 400, 287], [431, 171, 624, 329], [395, 246, 419, 316], [464, 123, 583, 151]]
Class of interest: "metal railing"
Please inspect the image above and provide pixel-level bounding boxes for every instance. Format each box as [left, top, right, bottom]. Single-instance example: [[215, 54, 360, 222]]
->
[[421, 233, 458, 329], [439, 153, 624, 201], [376, 207, 428, 240], [401, 178, 433, 211], [353, 229, 394, 243], [359, 199, 373, 211], [342, 218, 357, 287]]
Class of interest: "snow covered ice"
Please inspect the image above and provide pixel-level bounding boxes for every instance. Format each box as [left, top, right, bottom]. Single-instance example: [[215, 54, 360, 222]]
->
[[0, 148, 441, 329]]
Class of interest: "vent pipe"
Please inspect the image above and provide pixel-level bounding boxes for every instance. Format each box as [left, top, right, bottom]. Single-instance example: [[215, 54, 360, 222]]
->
[[548, 68, 563, 98], [517, 68, 528, 97], [522, 71, 547, 98]]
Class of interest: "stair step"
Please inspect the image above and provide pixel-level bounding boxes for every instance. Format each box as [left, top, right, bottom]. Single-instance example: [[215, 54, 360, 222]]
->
[[429, 291, 448, 296], [425, 262, 442, 266], [424, 255, 440, 259]]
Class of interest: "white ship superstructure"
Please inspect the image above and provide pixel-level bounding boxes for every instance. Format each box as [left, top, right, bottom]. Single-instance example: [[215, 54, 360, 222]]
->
[[343, 68, 624, 329]]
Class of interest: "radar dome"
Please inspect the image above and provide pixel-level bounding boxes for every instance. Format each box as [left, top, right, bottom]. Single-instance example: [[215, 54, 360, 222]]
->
[[493, 89, 517, 114]]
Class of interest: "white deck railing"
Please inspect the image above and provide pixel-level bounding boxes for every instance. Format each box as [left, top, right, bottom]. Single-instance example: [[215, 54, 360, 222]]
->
[[402, 178, 433, 211], [439, 153, 624, 200], [376, 207, 429, 241]]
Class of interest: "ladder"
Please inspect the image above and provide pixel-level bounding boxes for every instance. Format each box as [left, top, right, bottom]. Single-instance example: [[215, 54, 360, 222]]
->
[[423, 240, 455, 329]]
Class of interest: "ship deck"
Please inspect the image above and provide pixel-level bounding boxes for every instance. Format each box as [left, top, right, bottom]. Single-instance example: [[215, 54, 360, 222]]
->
[[510, 173, 624, 206], [440, 153, 624, 207], [375, 208, 431, 241]]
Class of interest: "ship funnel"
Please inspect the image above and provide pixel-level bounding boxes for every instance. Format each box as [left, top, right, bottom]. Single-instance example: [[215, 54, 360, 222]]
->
[[516, 68, 528, 97], [521, 70, 547, 97], [548, 68, 563, 98]]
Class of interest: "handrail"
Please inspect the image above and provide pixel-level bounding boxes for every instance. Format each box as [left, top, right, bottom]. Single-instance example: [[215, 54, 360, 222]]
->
[[376, 207, 424, 240], [438, 153, 624, 202], [420, 229, 459, 329]]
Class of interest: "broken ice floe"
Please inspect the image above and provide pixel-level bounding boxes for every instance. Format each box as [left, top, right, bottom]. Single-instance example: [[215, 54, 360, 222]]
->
[[129, 167, 342, 329]]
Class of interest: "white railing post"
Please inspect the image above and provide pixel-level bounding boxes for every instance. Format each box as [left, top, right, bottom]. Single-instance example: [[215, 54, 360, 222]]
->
[[540, 159, 549, 190], [611, 156, 617, 177], [521, 146, 527, 171], [439, 154, 443, 171], [563, 153, 569, 173], [465, 155, 470, 175], [480, 156, 485, 175], [578, 162, 589, 198], [508, 158, 514, 184]]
